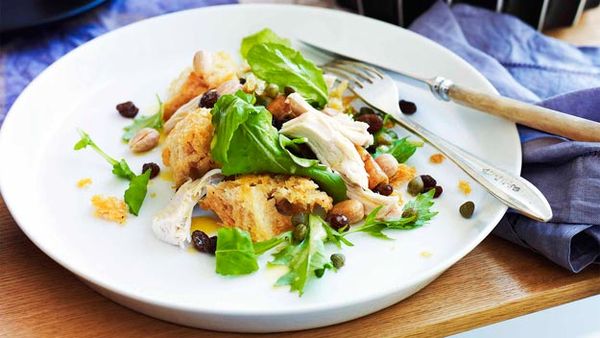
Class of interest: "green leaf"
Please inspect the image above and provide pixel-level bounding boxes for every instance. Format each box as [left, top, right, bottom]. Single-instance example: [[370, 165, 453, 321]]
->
[[240, 28, 291, 58], [347, 189, 438, 238], [123, 170, 151, 216], [122, 96, 164, 142], [247, 43, 328, 108], [215, 228, 259, 276], [375, 137, 422, 163], [254, 231, 291, 255], [279, 135, 321, 168], [271, 214, 331, 295], [210, 92, 347, 201], [112, 159, 136, 180]]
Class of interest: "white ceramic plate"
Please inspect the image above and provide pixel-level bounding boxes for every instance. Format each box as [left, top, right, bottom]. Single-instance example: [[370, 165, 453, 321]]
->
[[0, 4, 521, 333]]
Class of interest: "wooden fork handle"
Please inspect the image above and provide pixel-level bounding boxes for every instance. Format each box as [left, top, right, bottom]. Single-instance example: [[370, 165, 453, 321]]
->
[[447, 84, 600, 142]]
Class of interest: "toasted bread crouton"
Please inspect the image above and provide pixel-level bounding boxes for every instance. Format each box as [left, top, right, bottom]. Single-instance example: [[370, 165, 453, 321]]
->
[[162, 107, 216, 187], [164, 51, 238, 120], [200, 175, 333, 241]]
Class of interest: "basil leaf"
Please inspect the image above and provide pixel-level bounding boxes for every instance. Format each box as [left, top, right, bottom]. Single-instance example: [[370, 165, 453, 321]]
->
[[375, 137, 422, 163], [271, 214, 331, 295], [247, 43, 328, 108], [215, 228, 259, 276], [241, 28, 290, 58], [122, 96, 164, 142], [211, 92, 347, 201], [347, 189, 438, 238], [123, 170, 151, 216]]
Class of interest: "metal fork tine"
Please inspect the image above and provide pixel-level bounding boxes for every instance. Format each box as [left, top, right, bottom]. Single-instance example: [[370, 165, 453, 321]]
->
[[321, 66, 364, 89], [335, 60, 384, 79], [326, 62, 374, 83]]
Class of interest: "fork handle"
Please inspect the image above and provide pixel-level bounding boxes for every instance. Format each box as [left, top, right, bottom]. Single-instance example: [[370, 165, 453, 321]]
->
[[446, 84, 600, 142], [392, 115, 553, 222]]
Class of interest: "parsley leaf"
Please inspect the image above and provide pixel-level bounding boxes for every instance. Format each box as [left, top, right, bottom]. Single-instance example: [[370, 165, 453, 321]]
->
[[215, 227, 259, 276], [124, 170, 151, 215], [122, 95, 164, 142], [346, 189, 438, 239]]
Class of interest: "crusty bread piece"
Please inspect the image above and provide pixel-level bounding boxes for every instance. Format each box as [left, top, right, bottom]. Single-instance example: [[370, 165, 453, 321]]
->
[[163, 51, 238, 120], [200, 175, 333, 241], [162, 107, 215, 187]]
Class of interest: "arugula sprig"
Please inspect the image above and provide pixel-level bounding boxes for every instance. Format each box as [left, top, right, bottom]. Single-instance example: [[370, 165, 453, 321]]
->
[[74, 130, 150, 215], [122, 95, 164, 142], [346, 190, 438, 239]]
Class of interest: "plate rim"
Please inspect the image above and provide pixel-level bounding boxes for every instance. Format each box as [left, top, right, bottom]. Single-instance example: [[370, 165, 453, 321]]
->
[[0, 3, 521, 317]]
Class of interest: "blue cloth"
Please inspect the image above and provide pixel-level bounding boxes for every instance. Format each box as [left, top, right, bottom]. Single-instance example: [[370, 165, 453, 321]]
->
[[0, 0, 235, 124], [410, 1, 600, 272]]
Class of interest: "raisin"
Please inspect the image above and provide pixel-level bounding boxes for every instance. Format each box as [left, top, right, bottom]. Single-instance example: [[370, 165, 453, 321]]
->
[[427, 185, 443, 198], [356, 113, 383, 133], [420, 175, 437, 190], [327, 214, 349, 230], [375, 183, 394, 196], [141, 162, 160, 179], [399, 100, 417, 115], [116, 101, 139, 118], [199, 90, 219, 108], [192, 230, 212, 253]]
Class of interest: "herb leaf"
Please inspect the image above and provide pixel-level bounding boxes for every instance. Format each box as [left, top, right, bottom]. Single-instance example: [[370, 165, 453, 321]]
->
[[247, 43, 328, 108], [375, 136, 422, 163], [347, 189, 438, 238], [74, 130, 135, 180], [122, 96, 164, 142], [124, 170, 151, 215], [215, 227, 259, 276], [271, 214, 332, 295], [211, 92, 347, 201], [254, 231, 291, 255], [241, 28, 291, 58]]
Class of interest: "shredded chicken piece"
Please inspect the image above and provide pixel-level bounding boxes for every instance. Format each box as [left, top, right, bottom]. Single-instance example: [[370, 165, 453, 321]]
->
[[152, 169, 223, 247]]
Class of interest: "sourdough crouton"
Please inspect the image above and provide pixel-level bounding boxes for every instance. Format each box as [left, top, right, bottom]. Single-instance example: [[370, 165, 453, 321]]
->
[[200, 175, 333, 241], [162, 107, 216, 187]]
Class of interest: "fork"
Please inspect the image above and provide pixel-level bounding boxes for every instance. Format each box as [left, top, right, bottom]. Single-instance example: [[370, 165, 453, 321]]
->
[[322, 59, 552, 222]]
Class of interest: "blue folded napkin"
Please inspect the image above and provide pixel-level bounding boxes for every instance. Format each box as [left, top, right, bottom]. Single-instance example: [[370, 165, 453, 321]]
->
[[410, 1, 600, 272], [0, 0, 235, 123]]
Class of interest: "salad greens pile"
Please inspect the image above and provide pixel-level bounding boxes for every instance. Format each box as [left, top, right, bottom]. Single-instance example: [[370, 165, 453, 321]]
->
[[210, 90, 347, 202], [215, 191, 437, 295], [74, 130, 150, 215]]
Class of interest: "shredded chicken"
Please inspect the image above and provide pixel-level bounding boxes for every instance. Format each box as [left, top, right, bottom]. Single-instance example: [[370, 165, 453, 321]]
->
[[152, 169, 223, 247]]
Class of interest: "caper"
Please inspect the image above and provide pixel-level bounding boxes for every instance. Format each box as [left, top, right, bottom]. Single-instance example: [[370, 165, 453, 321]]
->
[[293, 223, 308, 243], [407, 176, 425, 196], [265, 83, 280, 98], [459, 201, 475, 218], [330, 253, 345, 269], [291, 213, 308, 227], [401, 207, 417, 219], [374, 130, 395, 146], [313, 205, 327, 219]]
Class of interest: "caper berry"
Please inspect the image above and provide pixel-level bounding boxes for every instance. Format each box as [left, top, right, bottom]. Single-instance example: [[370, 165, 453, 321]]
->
[[330, 253, 345, 269], [265, 83, 280, 98], [407, 176, 425, 196], [459, 201, 475, 218], [293, 223, 308, 243], [291, 213, 308, 227], [401, 207, 417, 219]]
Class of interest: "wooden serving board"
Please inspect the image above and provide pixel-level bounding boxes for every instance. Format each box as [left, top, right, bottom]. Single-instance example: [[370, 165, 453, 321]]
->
[[1, 195, 599, 338]]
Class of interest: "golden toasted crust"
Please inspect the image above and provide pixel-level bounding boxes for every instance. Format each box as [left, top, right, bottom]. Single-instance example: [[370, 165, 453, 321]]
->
[[163, 70, 208, 121], [162, 107, 215, 187], [200, 175, 333, 241]]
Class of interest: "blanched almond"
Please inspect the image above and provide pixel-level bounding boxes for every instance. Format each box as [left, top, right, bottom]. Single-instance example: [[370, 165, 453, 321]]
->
[[331, 199, 364, 224], [129, 128, 160, 153], [375, 153, 399, 178]]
